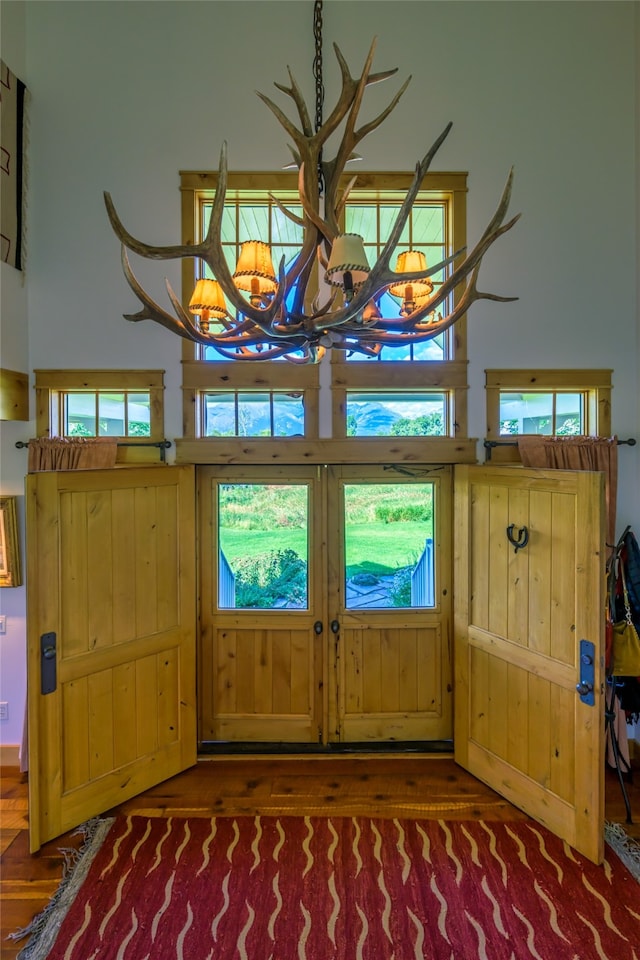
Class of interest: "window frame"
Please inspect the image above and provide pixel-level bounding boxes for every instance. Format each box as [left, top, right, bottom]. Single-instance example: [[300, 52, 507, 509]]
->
[[34, 369, 166, 463], [484, 369, 613, 463]]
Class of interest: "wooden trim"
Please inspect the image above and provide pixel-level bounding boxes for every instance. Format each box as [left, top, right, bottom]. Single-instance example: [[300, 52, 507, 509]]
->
[[180, 170, 469, 193], [182, 362, 319, 390], [34, 370, 165, 389], [331, 362, 468, 389], [0, 368, 29, 421], [176, 436, 477, 465], [485, 369, 613, 389], [0, 744, 20, 766]]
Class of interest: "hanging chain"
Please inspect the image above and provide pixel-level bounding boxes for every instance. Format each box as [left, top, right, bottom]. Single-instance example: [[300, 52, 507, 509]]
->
[[312, 0, 325, 197]]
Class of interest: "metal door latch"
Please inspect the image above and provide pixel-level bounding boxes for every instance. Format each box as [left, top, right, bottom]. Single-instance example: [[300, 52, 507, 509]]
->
[[41, 632, 57, 695], [575, 639, 595, 706]]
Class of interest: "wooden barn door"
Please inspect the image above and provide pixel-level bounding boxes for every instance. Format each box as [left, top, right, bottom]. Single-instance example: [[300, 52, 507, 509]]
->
[[454, 464, 605, 863], [27, 465, 196, 851]]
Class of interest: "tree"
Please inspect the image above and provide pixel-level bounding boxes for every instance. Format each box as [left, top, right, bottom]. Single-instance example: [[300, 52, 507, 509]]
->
[[389, 411, 444, 436]]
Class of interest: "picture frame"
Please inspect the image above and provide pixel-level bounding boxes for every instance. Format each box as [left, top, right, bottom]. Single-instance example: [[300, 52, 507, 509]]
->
[[0, 495, 22, 587]]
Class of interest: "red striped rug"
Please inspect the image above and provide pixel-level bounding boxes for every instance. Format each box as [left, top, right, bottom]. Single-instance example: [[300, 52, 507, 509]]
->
[[14, 815, 640, 960]]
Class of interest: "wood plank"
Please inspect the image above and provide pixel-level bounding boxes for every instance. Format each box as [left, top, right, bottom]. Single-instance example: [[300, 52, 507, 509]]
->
[[61, 679, 89, 792], [134, 486, 159, 638], [470, 482, 490, 629], [112, 488, 137, 645], [528, 490, 552, 656], [175, 437, 477, 466], [87, 490, 114, 650], [488, 483, 509, 637], [88, 669, 114, 781], [60, 491, 89, 659], [135, 654, 158, 757], [0, 367, 29, 420], [507, 485, 529, 645], [550, 492, 576, 667], [528, 673, 551, 788], [156, 485, 179, 631], [113, 662, 138, 768]]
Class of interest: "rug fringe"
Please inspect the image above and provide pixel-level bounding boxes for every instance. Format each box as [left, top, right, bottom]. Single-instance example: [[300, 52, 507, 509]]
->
[[605, 821, 640, 882], [9, 817, 115, 960]]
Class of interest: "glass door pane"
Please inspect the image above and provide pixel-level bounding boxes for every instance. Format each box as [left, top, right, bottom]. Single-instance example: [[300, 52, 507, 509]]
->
[[343, 482, 435, 610], [218, 483, 309, 609]]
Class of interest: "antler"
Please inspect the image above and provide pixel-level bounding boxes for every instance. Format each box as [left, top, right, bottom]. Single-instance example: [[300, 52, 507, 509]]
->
[[105, 42, 519, 362]]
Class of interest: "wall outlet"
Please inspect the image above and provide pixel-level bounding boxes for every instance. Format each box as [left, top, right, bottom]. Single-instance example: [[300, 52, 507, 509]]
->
[[0, 702, 8, 721], [0, 615, 6, 634]]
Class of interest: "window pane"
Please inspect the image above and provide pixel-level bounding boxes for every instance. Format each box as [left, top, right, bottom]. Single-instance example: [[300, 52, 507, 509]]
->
[[411, 206, 445, 245], [238, 205, 270, 242], [127, 393, 151, 437], [237, 393, 271, 436], [272, 205, 303, 245], [65, 393, 96, 436], [499, 392, 584, 436], [555, 393, 583, 434], [97, 393, 125, 436], [218, 484, 308, 609], [346, 393, 446, 437], [204, 394, 236, 436], [273, 393, 304, 436], [343, 483, 434, 610]]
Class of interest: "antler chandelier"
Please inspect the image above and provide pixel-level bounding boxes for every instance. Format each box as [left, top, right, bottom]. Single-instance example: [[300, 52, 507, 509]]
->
[[104, 1, 520, 364]]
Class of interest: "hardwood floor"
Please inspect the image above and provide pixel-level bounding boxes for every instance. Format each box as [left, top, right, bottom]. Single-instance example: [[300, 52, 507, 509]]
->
[[1, 754, 639, 960]]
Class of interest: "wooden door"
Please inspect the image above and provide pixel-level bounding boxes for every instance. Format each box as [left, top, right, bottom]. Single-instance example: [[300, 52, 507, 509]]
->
[[198, 465, 325, 743], [27, 466, 196, 851], [330, 465, 453, 743], [454, 464, 605, 863]]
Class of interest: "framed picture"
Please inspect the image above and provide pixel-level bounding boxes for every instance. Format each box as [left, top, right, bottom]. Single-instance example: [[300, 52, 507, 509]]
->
[[0, 496, 22, 587]]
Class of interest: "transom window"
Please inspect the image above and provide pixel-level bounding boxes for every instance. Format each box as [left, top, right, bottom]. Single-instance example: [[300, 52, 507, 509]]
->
[[485, 369, 612, 463], [64, 391, 151, 437], [201, 390, 305, 437], [34, 370, 166, 463]]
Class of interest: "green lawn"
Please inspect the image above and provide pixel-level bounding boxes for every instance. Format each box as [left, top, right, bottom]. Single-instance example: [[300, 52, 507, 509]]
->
[[221, 520, 432, 576]]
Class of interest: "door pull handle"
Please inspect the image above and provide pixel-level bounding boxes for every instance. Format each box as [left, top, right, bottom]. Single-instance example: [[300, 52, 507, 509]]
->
[[314, 621, 323, 635], [330, 620, 340, 635], [576, 639, 595, 706], [41, 632, 57, 695]]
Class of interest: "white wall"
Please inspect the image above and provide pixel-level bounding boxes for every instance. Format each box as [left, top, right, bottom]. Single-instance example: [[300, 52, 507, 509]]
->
[[1, 0, 638, 750], [0, 0, 28, 753]]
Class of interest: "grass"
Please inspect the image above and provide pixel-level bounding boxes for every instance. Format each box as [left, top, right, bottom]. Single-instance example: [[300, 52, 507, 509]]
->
[[219, 482, 433, 574], [221, 521, 431, 574]]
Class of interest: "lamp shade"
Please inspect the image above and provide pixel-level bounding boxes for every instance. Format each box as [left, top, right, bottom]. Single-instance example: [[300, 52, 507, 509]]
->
[[189, 278, 228, 319], [233, 241, 278, 296], [325, 234, 370, 288], [388, 250, 434, 300]]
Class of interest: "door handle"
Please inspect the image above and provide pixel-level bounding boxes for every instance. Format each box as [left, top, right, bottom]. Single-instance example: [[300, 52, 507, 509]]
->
[[314, 620, 323, 635], [330, 620, 340, 635], [41, 632, 57, 695], [576, 639, 595, 706]]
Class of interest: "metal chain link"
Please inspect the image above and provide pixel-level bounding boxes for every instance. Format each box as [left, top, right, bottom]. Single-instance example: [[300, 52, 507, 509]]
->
[[312, 0, 325, 196]]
